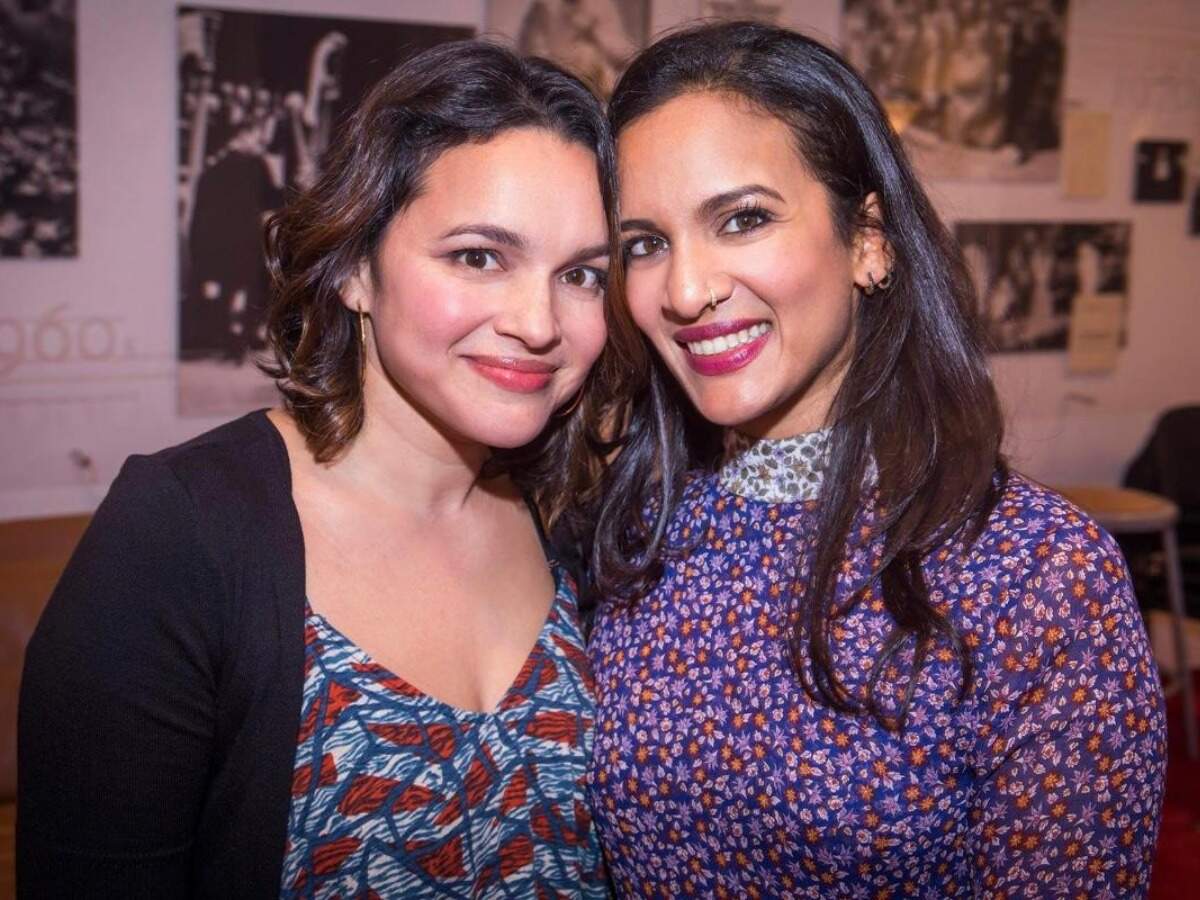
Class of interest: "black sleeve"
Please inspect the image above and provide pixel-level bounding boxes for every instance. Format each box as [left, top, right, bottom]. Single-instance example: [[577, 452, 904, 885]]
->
[[17, 455, 223, 898]]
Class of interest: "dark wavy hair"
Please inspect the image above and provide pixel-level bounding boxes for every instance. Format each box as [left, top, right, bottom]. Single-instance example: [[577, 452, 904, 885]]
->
[[590, 21, 1006, 728], [260, 40, 618, 519]]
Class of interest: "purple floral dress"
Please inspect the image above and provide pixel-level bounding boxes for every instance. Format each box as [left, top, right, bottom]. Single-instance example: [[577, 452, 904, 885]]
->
[[588, 430, 1166, 898]]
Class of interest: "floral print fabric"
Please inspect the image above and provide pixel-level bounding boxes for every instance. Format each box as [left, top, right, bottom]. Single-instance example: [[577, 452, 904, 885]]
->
[[588, 454, 1166, 897], [282, 567, 608, 898], [719, 428, 831, 503]]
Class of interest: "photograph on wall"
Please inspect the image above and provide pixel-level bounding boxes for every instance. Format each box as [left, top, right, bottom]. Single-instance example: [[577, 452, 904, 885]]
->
[[177, 6, 472, 416], [487, 0, 647, 96], [1133, 139, 1187, 202], [700, 0, 784, 25], [0, 0, 76, 257], [955, 221, 1131, 353], [842, 0, 1069, 181]]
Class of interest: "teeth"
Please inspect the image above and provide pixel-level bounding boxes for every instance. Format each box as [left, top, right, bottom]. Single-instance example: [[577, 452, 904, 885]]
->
[[686, 323, 770, 356]]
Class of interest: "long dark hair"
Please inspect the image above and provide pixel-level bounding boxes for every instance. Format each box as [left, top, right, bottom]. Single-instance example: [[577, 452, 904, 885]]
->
[[589, 21, 1005, 728], [261, 40, 618, 521]]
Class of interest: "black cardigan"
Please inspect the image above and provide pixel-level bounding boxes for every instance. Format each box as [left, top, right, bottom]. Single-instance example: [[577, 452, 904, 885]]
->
[[19, 412, 317, 897]]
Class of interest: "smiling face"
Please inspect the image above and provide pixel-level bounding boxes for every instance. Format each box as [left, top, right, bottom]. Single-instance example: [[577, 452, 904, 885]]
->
[[617, 91, 887, 437], [346, 127, 609, 450]]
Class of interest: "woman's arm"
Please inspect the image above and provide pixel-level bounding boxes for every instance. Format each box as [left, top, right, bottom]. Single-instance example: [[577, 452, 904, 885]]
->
[[18, 455, 223, 897], [971, 519, 1166, 897]]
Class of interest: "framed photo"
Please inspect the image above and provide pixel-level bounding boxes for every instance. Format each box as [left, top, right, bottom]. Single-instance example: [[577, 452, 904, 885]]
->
[[1133, 140, 1187, 203], [487, 0, 648, 96], [843, 0, 1069, 181], [176, 6, 472, 416], [0, 0, 77, 257], [955, 221, 1131, 353]]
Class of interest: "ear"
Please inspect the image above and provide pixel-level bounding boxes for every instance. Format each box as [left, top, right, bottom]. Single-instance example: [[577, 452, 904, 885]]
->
[[340, 259, 374, 315], [851, 192, 894, 292]]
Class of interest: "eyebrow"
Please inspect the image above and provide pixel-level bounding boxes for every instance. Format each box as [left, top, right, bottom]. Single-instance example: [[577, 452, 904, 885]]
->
[[697, 184, 785, 220], [561, 242, 611, 268], [620, 183, 786, 232], [442, 224, 607, 268], [440, 224, 528, 251]]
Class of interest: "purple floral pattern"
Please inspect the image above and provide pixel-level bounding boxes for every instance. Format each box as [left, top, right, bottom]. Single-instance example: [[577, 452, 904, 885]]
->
[[588, 466, 1166, 897]]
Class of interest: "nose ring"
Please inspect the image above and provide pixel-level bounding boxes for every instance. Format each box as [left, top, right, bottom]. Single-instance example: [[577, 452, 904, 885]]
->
[[707, 288, 718, 312]]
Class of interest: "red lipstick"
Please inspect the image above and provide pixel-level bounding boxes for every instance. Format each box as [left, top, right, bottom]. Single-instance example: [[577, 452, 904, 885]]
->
[[467, 356, 556, 393]]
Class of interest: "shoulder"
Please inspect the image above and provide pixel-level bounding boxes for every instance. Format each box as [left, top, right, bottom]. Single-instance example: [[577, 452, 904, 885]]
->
[[958, 472, 1147, 673], [145, 409, 288, 504], [102, 410, 295, 575], [972, 472, 1126, 581]]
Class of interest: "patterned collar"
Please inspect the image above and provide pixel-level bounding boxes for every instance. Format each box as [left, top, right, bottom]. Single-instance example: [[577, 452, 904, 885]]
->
[[718, 428, 831, 503]]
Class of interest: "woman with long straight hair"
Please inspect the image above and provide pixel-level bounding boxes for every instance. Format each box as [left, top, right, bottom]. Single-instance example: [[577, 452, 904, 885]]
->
[[20, 41, 614, 898], [583, 20, 1165, 896]]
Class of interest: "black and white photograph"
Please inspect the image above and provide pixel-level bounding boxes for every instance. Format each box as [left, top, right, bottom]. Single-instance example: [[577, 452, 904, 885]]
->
[[0, 0, 76, 258], [487, 0, 647, 96], [842, 0, 1069, 181], [1133, 139, 1187, 203], [956, 221, 1131, 352], [176, 6, 471, 416]]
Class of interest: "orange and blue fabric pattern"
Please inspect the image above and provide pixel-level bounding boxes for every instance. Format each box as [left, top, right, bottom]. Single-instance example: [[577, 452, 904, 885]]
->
[[281, 566, 607, 898]]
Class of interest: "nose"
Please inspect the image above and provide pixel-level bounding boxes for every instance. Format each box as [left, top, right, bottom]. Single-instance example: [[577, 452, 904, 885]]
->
[[492, 275, 561, 351], [665, 239, 722, 320]]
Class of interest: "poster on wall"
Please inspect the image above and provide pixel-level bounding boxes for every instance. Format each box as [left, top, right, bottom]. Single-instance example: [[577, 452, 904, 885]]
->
[[176, 7, 472, 416], [1133, 140, 1187, 203], [0, 0, 77, 257], [486, 0, 647, 96], [699, 0, 784, 25], [842, 0, 1068, 182], [955, 221, 1131, 354]]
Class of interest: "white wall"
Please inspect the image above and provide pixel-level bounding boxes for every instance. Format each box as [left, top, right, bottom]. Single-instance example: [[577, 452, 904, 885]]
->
[[1, 0, 1197, 521]]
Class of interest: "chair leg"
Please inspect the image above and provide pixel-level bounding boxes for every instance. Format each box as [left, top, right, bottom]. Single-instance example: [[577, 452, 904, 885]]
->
[[1163, 525, 1199, 760]]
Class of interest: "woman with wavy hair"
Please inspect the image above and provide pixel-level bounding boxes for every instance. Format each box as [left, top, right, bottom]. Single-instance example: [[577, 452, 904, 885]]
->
[[20, 41, 613, 897], [584, 20, 1165, 896]]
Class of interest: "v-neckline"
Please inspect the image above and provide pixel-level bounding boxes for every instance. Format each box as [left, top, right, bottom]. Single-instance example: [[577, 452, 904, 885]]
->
[[303, 564, 564, 719], [257, 408, 566, 719]]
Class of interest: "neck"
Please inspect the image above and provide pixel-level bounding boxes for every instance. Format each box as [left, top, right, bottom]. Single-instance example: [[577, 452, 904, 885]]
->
[[332, 370, 498, 517]]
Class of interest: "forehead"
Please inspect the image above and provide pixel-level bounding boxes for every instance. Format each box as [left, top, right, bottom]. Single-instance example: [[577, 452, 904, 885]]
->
[[616, 92, 808, 208], [399, 127, 605, 239]]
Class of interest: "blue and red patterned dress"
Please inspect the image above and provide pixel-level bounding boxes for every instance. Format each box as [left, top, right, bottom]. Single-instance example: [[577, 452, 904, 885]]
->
[[282, 564, 607, 898], [588, 430, 1166, 897]]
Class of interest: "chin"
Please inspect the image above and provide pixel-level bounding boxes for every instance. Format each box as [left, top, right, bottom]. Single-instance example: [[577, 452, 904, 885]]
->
[[461, 411, 556, 450], [686, 386, 773, 431]]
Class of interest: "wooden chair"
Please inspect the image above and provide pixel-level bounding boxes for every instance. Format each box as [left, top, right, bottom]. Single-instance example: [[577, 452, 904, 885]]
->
[[0, 514, 91, 900]]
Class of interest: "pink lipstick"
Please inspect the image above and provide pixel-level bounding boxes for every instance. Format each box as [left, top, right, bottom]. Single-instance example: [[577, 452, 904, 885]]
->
[[466, 356, 556, 393], [674, 319, 772, 376]]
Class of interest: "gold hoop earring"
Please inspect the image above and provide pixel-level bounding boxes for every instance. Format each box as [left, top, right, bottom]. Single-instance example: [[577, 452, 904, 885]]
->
[[357, 302, 368, 382], [555, 389, 585, 418]]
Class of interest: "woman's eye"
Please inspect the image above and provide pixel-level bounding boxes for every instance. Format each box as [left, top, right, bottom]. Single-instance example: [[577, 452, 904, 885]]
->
[[561, 266, 607, 292], [625, 235, 666, 259], [721, 209, 769, 235], [454, 249, 501, 270]]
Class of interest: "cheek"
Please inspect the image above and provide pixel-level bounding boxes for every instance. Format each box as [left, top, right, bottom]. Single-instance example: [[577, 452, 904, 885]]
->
[[380, 263, 482, 346], [562, 301, 608, 367], [623, 270, 666, 341], [740, 237, 854, 320]]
